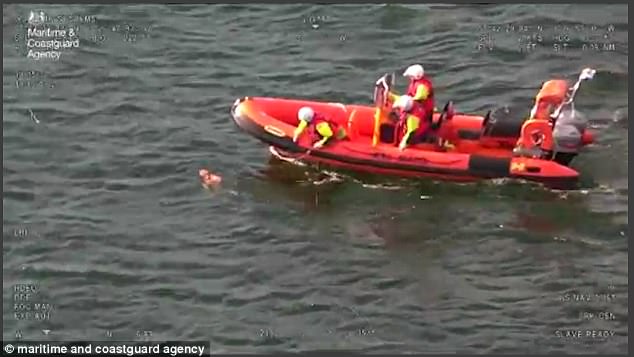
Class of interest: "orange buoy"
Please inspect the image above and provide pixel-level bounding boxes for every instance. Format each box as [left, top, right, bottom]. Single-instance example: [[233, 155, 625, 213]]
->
[[199, 168, 222, 188]]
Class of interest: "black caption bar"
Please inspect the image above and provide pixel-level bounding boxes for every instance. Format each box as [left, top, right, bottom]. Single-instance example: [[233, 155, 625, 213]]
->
[[2, 341, 211, 356]]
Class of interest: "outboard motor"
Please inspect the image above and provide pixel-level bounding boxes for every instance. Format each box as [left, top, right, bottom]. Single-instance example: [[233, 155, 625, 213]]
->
[[513, 68, 596, 165], [549, 106, 591, 165]]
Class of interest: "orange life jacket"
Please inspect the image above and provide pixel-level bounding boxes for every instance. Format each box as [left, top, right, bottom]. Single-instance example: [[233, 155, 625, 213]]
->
[[531, 79, 569, 120]]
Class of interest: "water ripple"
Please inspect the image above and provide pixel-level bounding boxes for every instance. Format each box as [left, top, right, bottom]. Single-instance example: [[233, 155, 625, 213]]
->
[[2, 3, 628, 353]]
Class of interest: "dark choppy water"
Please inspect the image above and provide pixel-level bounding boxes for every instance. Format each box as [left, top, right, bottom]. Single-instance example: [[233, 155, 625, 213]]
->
[[2, 4, 628, 353]]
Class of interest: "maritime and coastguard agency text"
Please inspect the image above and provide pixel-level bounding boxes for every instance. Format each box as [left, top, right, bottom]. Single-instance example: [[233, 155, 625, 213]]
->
[[3, 341, 209, 356], [25, 26, 80, 61]]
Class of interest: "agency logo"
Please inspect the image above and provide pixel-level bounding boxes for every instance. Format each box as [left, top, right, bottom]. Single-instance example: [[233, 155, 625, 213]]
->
[[28, 10, 46, 25]]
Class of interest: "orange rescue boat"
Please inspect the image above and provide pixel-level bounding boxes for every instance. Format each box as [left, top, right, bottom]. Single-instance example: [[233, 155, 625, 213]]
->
[[230, 69, 596, 189]]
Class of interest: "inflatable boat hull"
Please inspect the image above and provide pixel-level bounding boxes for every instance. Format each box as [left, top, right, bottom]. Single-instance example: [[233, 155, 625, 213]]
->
[[231, 96, 580, 188]]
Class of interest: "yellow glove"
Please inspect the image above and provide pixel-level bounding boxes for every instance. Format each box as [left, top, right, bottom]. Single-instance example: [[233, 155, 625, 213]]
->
[[387, 91, 399, 103], [293, 120, 308, 142]]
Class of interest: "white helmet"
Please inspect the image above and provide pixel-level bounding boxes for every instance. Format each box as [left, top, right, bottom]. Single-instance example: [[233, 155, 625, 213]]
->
[[403, 64, 424, 79], [392, 95, 414, 111], [297, 106, 315, 122]]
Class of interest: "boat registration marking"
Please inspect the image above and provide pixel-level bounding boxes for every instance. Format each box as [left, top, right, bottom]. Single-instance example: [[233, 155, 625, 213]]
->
[[511, 162, 526, 171]]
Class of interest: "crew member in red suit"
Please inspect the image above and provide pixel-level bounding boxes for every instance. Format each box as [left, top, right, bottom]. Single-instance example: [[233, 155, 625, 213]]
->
[[391, 95, 430, 150], [293, 107, 346, 148], [388, 64, 440, 144], [389, 64, 436, 124]]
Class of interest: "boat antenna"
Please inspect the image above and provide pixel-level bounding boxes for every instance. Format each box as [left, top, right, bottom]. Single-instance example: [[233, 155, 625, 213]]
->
[[550, 67, 596, 120]]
